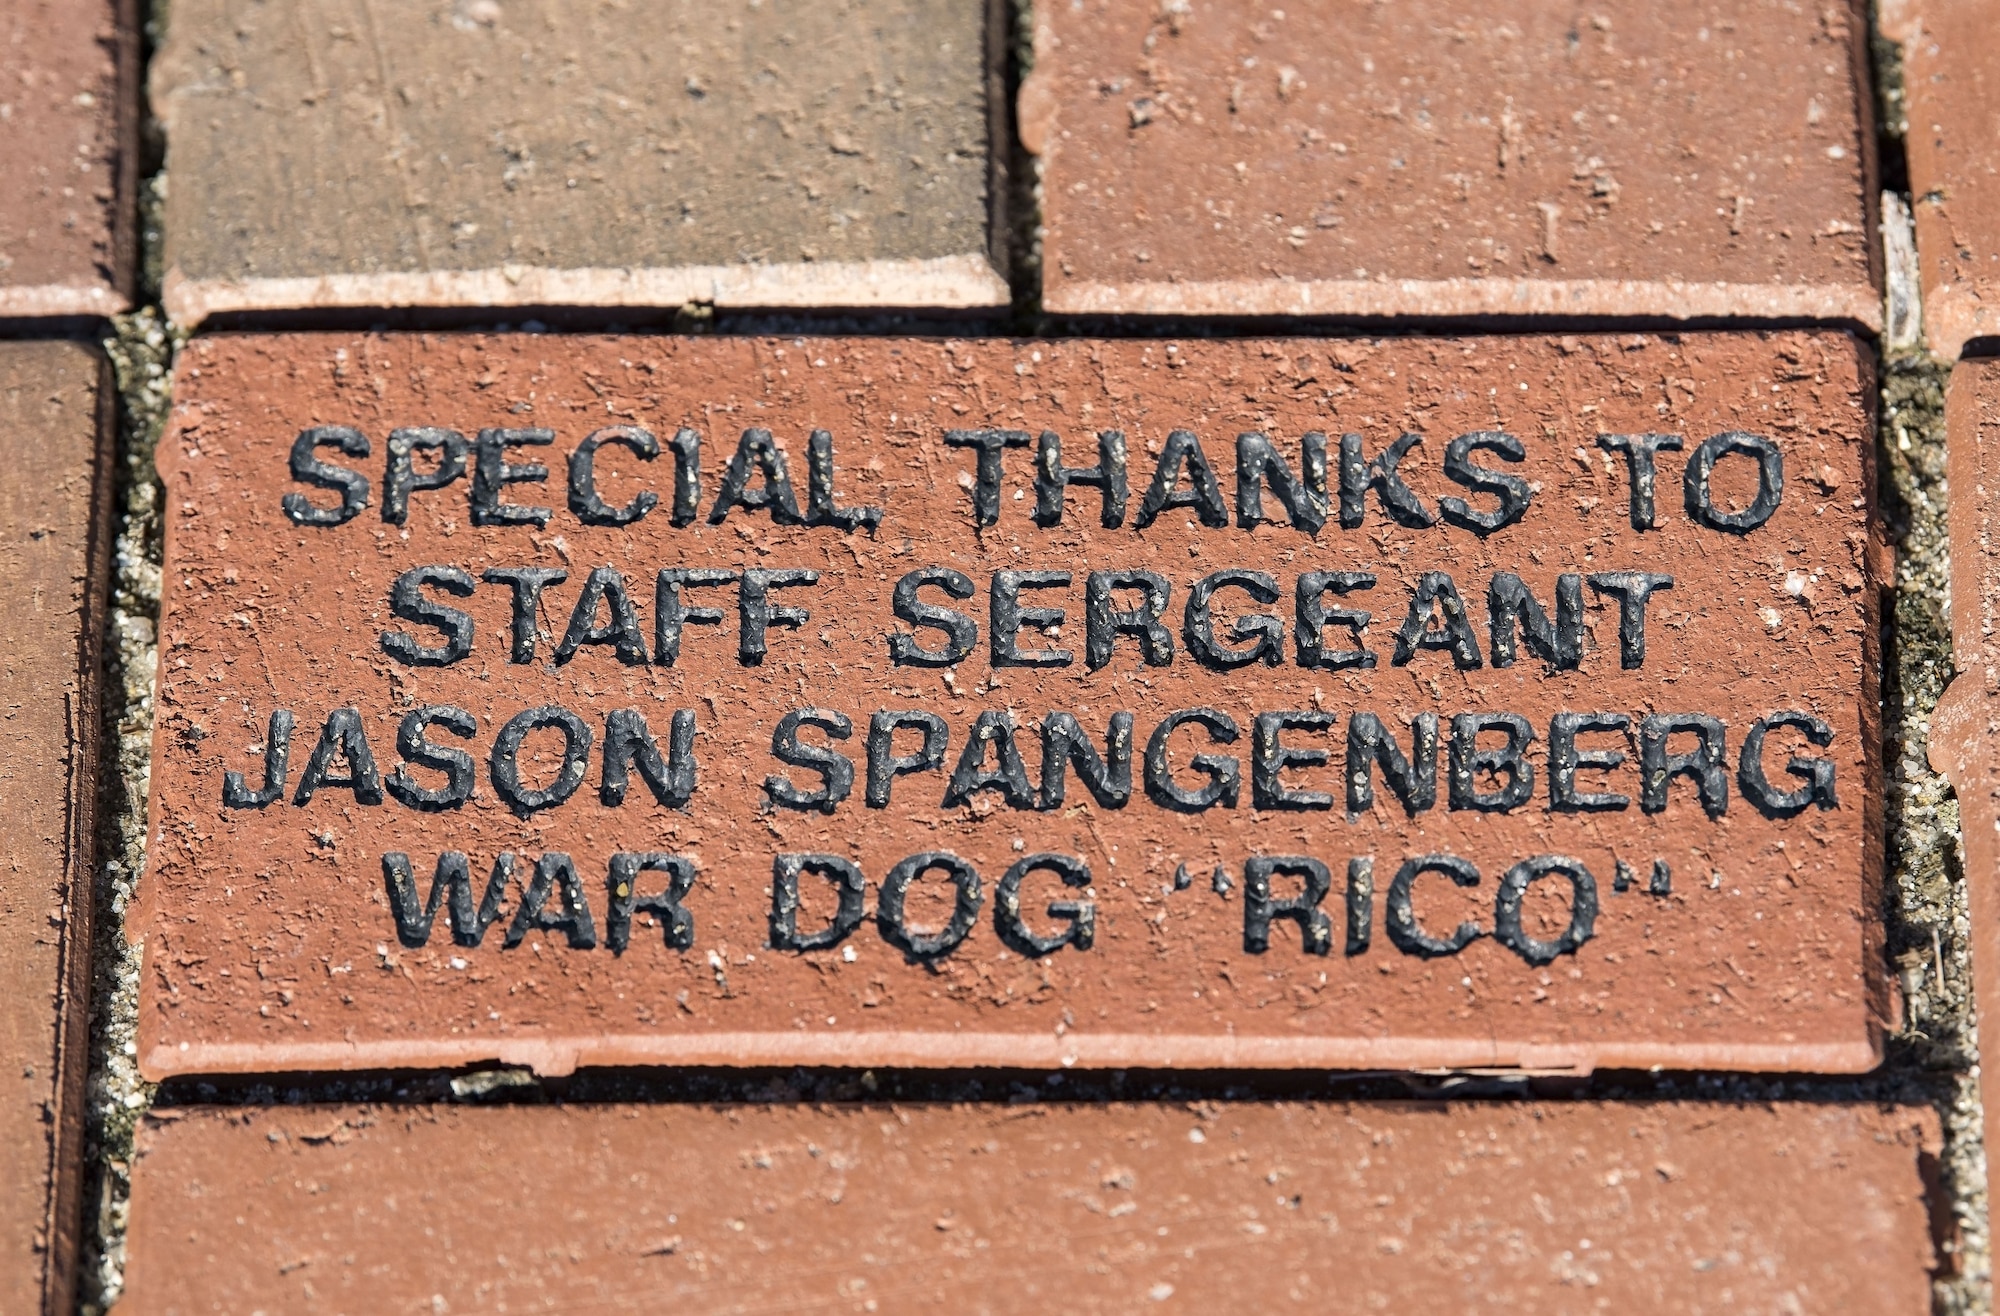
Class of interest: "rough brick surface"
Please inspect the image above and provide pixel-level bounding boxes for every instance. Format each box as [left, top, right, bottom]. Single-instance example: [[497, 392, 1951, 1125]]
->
[[138, 330, 1883, 1080], [150, 0, 1007, 325], [1886, 0, 2000, 357], [1024, 0, 1881, 325], [0, 342, 113, 1313], [120, 1099, 1941, 1313], [0, 0, 138, 317], [1928, 357, 2000, 1175]]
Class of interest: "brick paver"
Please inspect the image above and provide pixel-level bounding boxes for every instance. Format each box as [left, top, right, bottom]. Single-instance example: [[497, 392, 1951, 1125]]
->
[[1929, 356, 2000, 1175], [138, 330, 1882, 1079], [0, 342, 114, 1313], [1025, 0, 1881, 325], [120, 1098, 1941, 1313], [150, 0, 1009, 325], [0, 0, 138, 317], [1888, 0, 2000, 356]]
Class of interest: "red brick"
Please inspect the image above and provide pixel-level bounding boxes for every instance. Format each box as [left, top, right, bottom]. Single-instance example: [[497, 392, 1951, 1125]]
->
[[120, 1099, 1941, 1313], [1886, 0, 2000, 357], [0, 342, 115, 1312], [137, 330, 1884, 1079], [150, 0, 1007, 325], [1024, 0, 1880, 325], [0, 0, 139, 318], [1927, 358, 2000, 1172]]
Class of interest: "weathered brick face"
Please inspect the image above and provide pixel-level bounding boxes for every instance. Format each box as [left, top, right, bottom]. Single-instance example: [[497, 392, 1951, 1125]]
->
[[1027, 0, 1880, 324]]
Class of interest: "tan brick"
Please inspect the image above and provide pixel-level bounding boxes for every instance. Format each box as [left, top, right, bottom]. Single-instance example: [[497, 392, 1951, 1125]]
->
[[150, 0, 1008, 326], [1024, 0, 1880, 326]]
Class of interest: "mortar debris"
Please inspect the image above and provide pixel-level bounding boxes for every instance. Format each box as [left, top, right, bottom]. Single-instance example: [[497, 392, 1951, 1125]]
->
[[1879, 348, 1989, 1312], [79, 306, 179, 1315]]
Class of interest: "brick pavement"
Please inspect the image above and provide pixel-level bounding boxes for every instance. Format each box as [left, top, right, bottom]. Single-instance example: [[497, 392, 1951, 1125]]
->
[[0, 0, 1985, 1309]]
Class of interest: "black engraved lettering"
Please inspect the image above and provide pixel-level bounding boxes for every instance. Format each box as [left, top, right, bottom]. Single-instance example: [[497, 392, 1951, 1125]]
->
[[766, 708, 855, 813], [1597, 433, 1683, 530], [653, 567, 734, 665], [1084, 569, 1173, 670], [606, 853, 696, 952], [889, 567, 978, 667], [1338, 432, 1435, 529], [1143, 708, 1241, 812], [1685, 431, 1783, 532], [878, 852, 982, 958], [490, 705, 593, 815], [554, 566, 649, 665], [1487, 572, 1582, 671], [567, 425, 660, 527], [1344, 857, 1374, 955], [1235, 430, 1328, 532], [1739, 711, 1839, 817], [1346, 712, 1440, 814], [805, 429, 883, 530], [471, 427, 554, 528], [1035, 429, 1127, 528], [1386, 854, 1483, 957], [1242, 856, 1333, 954], [1038, 711, 1134, 809], [283, 425, 370, 526], [866, 711, 950, 807], [995, 853, 1095, 955], [382, 851, 515, 948], [665, 427, 701, 525], [293, 707, 383, 805], [945, 428, 1030, 527], [222, 708, 294, 808], [990, 570, 1073, 667], [601, 708, 697, 808], [1448, 712, 1536, 812], [1639, 713, 1729, 817], [738, 568, 818, 664], [1549, 712, 1632, 811], [481, 566, 568, 664], [1587, 572, 1674, 669], [944, 710, 1036, 809], [1185, 569, 1283, 669], [1295, 571, 1376, 669], [383, 565, 476, 667], [1393, 571, 1483, 669], [382, 427, 467, 525], [769, 853, 868, 951], [1494, 855, 1598, 965], [1134, 429, 1229, 529], [505, 852, 597, 950], [709, 427, 804, 525], [1252, 710, 1336, 810], [385, 705, 477, 811], [1439, 431, 1531, 535]]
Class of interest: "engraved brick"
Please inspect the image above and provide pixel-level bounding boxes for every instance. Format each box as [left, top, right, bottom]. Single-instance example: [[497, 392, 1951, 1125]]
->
[[0, 342, 114, 1312], [150, 0, 1008, 326], [1886, 0, 2000, 357], [139, 330, 1883, 1079], [1023, 0, 1880, 325], [121, 1100, 1940, 1312], [0, 0, 139, 318], [1927, 357, 2000, 1169]]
